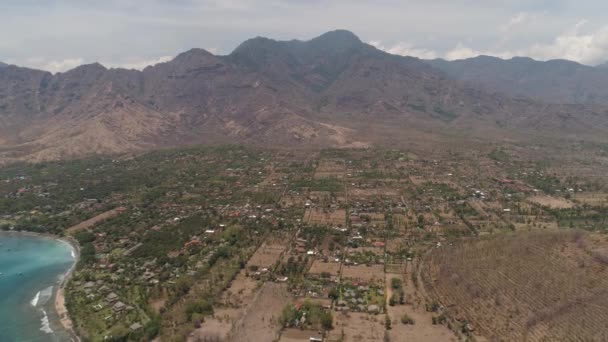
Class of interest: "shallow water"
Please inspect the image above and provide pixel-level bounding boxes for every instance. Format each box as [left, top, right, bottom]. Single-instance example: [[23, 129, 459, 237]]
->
[[0, 233, 75, 342]]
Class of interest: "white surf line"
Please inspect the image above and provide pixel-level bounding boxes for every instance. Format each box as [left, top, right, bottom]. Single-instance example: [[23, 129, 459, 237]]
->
[[39, 309, 54, 334], [30, 290, 41, 307]]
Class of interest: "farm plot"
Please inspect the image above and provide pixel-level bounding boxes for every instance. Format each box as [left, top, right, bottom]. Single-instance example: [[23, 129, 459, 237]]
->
[[326, 312, 386, 342], [66, 208, 122, 234], [314, 160, 345, 180], [350, 187, 400, 198], [384, 273, 457, 342], [304, 208, 346, 226], [572, 192, 608, 206], [247, 237, 289, 269], [527, 195, 575, 208], [341, 264, 385, 284], [279, 328, 322, 342], [308, 260, 341, 277], [279, 194, 306, 208], [187, 271, 259, 341], [228, 283, 292, 342], [423, 230, 608, 341]]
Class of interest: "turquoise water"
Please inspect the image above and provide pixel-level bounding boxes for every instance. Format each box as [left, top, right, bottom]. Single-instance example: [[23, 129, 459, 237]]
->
[[0, 233, 75, 342]]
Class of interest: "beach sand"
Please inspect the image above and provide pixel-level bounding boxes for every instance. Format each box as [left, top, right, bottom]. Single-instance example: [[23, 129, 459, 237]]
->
[[55, 287, 75, 332]]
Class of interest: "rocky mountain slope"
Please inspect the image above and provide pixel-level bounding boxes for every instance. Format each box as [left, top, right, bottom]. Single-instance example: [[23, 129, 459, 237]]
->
[[1, 30, 608, 162], [427, 56, 608, 105]]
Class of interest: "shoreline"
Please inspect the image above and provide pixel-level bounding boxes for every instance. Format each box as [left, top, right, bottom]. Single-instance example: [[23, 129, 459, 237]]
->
[[0, 230, 81, 341]]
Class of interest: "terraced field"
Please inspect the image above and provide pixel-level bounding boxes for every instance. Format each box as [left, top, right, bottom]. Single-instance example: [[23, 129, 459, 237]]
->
[[423, 230, 608, 341]]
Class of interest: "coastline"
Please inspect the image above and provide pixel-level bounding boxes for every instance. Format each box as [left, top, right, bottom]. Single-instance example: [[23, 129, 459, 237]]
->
[[0, 230, 81, 341]]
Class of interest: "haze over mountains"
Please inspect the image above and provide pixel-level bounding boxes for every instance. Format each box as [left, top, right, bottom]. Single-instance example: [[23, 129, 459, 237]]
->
[[1, 30, 608, 162], [428, 56, 608, 105]]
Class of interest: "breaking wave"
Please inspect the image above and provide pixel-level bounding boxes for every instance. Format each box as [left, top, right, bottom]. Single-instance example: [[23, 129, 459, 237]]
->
[[30, 286, 53, 308], [39, 309, 53, 334]]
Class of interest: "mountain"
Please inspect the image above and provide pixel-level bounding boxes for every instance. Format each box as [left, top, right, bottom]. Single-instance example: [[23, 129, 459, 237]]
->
[[598, 62, 608, 70], [0, 62, 7, 68], [1, 30, 608, 163], [427, 56, 608, 105]]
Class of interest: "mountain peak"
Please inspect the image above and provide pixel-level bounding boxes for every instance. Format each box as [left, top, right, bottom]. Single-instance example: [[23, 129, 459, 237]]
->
[[66, 62, 107, 73], [309, 29, 362, 47]]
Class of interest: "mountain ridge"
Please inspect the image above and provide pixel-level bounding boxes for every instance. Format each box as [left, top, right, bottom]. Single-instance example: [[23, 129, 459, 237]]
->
[[427, 55, 608, 104], [1, 30, 608, 163]]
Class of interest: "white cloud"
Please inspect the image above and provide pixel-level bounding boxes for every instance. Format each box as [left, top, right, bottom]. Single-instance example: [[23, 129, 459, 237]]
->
[[372, 20, 608, 65], [445, 44, 484, 60], [9, 55, 175, 73], [523, 22, 608, 64], [501, 12, 529, 32], [369, 41, 438, 59], [12, 57, 85, 73], [103, 56, 173, 70]]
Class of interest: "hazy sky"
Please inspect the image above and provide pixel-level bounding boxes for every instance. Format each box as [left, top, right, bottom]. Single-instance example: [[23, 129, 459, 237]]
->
[[2, 0, 608, 72]]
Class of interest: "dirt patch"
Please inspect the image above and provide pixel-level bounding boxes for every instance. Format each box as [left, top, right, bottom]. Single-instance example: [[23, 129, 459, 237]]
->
[[279, 328, 323, 342], [66, 208, 122, 234], [308, 260, 341, 276], [326, 312, 386, 341], [341, 265, 385, 284], [247, 238, 289, 269], [384, 273, 457, 342], [229, 283, 291, 342], [304, 208, 346, 226], [527, 195, 575, 209]]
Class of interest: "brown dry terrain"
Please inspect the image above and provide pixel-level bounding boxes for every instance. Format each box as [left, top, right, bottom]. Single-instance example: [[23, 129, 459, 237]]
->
[[304, 208, 346, 226], [246, 238, 288, 269], [327, 312, 386, 341], [341, 264, 385, 284], [384, 273, 457, 342], [527, 195, 575, 208], [423, 230, 608, 341], [228, 283, 291, 342], [66, 208, 121, 234]]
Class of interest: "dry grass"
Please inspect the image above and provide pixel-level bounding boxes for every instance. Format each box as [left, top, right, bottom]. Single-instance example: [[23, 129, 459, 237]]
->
[[527, 195, 575, 209], [66, 208, 121, 234], [423, 230, 608, 341]]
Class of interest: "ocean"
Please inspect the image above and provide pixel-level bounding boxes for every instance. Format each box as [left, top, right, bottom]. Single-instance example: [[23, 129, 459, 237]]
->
[[0, 233, 75, 342]]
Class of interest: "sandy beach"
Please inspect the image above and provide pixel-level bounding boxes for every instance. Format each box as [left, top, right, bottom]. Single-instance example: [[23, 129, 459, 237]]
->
[[55, 236, 81, 342]]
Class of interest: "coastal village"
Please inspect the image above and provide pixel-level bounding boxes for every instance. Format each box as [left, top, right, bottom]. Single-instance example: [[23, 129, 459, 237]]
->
[[1, 145, 608, 341]]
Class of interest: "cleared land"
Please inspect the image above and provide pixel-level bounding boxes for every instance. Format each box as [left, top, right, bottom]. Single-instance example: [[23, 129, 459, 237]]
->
[[228, 283, 291, 342], [303, 208, 346, 226], [527, 195, 575, 208], [66, 208, 122, 234], [247, 238, 288, 269]]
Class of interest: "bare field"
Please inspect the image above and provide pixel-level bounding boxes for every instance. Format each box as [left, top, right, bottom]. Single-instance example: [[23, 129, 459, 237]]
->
[[308, 260, 341, 276], [188, 271, 259, 341], [384, 273, 457, 342], [66, 208, 121, 234], [247, 238, 288, 269], [303, 208, 346, 226], [572, 192, 608, 206], [527, 195, 575, 208], [341, 265, 385, 284], [279, 328, 322, 342], [229, 283, 291, 342], [423, 231, 608, 341], [326, 312, 386, 342], [350, 187, 399, 198]]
